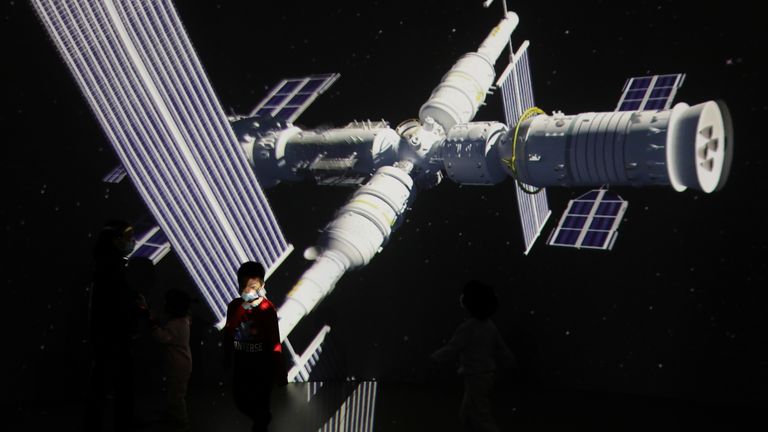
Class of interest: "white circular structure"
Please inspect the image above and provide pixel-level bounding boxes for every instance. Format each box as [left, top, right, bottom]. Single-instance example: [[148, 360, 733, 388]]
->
[[666, 101, 732, 192]]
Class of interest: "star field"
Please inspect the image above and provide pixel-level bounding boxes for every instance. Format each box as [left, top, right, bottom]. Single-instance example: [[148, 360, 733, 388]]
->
[[2, 0, 766, 413]]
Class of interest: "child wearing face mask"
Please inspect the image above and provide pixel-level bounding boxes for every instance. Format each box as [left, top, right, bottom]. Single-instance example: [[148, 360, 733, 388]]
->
[[222, 261, 287, 432]]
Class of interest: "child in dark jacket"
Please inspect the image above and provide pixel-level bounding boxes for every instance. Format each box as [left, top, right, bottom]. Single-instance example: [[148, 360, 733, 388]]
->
[[151, 288, 193, 432], [432, 280, 515, 432]]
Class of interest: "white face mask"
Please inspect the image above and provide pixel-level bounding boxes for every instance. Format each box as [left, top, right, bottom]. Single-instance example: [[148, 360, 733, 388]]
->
[[241, 291, 258, 302]]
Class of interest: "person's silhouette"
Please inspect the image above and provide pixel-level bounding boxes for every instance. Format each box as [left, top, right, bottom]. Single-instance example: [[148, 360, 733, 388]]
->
[[431, 280, 515, 432], [151, 288, 194, 432], [85, 220, 149, 432]]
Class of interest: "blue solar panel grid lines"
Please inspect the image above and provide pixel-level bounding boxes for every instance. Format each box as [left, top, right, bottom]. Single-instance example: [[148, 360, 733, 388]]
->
[[515, 183, 552, 255], [249, 73, 340, 122], [320, 381, 378, 432], [496, 41, 552, 254], [32, 0, 293, 323], [128, 225, 171, 264], [547, 189, 628, 250], [102, 165, 128, 183], [616, 73, 685, 112], [497, 40, 533, 127], [287, 325, 332, 383]]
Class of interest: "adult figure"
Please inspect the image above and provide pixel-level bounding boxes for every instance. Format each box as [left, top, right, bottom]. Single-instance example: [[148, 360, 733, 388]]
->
[[85, 220, 148, 432]]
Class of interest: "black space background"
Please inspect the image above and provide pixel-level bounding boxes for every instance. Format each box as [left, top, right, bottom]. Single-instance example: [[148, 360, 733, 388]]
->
[[2, 0, 767, 418]]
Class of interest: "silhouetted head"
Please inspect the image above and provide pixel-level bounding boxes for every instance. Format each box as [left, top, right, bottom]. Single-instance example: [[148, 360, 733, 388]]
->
[[460, 280, 498, 320], [94, 219, 136, 258], [164, 288, 192, 319]]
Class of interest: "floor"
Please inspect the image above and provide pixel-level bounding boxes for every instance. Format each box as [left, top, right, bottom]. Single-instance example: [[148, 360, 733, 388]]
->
[[5, 375, 761, 432]]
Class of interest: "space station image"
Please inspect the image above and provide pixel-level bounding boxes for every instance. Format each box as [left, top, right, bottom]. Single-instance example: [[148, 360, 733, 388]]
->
[[3, 0, 765, 431]]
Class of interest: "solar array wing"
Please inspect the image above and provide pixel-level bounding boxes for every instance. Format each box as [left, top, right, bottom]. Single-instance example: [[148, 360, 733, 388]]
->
[[128, 225, 171, 264], [319, 381, 378, 432], [249, 73, 340, 123], [496, 41, 552, 255], [285, 325, 331, 383], [32, 0, 293, 323], [103, 165, 127, 184], [616, 74, 685, 112], [547, 189, 628, 250]]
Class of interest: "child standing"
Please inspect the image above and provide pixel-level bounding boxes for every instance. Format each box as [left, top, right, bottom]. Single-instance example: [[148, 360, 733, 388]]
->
[[431, 280, 515, 432], [151, 288, 193, 432]]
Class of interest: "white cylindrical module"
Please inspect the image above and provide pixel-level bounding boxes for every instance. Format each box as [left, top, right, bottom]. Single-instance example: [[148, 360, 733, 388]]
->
[[277, 165, 415, 339], [503, 101, 733, 192], [476, 12, 520, 62], [441, 121, 509, 185], [232, 118, 403, 187], [278, 252, 346, 340], [285, 124, 401, 171], [319, 165, 413, 266], [419, 12, 519, 130]]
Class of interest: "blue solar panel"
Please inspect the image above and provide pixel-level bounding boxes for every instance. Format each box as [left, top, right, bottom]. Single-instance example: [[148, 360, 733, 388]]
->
[[629, 77, 652, 90], [548, 189, 627, 250], [261, 93, 289, 107], [553, 229, 580, 246], [619, 100, 642, 111], [274, 107, 298, 121], [650, 87, 673, 98], [596, 201, 622, 216], [147, 230, 168, 244], [103, 165, 128, 183], [277, 80, 302, 94], [570, 200, 596, 215], [126, 224, 171, 264], [563, 216, 587, 229], [131, 245, 156, 259], [582, 230, 609, 248], [656, 75, 678, 86], [616, 73, 684, 112], [625, 89, 647, 100], [288, 93, 312, 106], [33, 0, 293, 323], [301, 78, 328, 93], [644, 98, 668, 111], [582, 190, 600, 200], [497, 41, 552, 255], [589, 217, 615, 231], [249, 73, 340, 123]]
